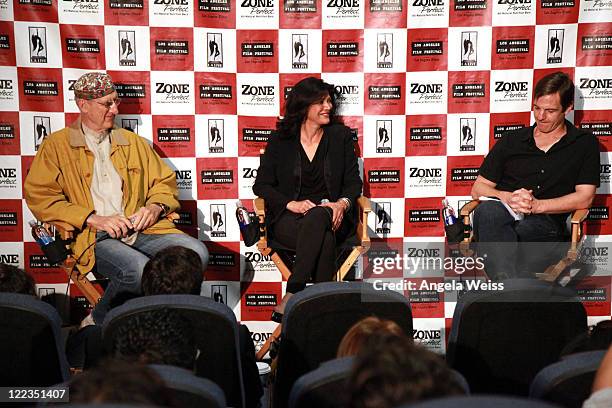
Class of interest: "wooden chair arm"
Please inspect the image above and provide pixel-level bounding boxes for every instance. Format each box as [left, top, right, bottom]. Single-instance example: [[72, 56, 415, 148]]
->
[[355, 196, 371, 247], [459, 200, 481, 217], [570, 209, 589, 224], [253, 197, 265, 217], [356, 196, 372, 213]]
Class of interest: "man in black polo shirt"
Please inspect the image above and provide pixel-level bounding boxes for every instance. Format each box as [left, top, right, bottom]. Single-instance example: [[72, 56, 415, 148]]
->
[[471, 72, 600, 279]]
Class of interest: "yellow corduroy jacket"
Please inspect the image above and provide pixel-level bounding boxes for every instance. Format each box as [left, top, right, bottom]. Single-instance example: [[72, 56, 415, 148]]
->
[[24, 118, 182, 276]]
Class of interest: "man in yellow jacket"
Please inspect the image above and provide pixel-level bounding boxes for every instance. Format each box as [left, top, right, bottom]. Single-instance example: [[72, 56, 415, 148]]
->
[[24, 72, 208, 324]]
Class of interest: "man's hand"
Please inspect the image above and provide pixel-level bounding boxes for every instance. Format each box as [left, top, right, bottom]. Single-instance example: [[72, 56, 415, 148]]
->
[[128, 204, 163, 231], [86, 214, 134, 238], [320, 201, 346, 231], [287, 200, 316, 214], [509, 188, 534, 214]]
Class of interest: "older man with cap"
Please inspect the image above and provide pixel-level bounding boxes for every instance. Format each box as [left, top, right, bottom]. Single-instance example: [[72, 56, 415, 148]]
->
[[24, 72, 209, 324]]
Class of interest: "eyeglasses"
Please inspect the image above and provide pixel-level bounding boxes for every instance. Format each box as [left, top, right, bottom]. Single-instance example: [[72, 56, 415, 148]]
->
[[93, 98, 121, 109]]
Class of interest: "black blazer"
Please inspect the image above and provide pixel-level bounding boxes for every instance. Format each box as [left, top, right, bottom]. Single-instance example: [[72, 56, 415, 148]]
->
[[253, 123, 363, 234]]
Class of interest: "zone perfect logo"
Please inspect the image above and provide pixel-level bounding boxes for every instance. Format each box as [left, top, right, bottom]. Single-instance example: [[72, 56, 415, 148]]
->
[[334, 84, 360, 104], [64, 0, 100, 11], [240, 0, 274, 15], [155, 82, 190, 102], [498, 0, 531, 12], [579, 77, 612, 98], [0, 254, 19, 265], [408, 167, 443, 185], [153, 0, 189, 13], [174, 169, 192, 190], [410, 82, 444, 102], [0, 79, 14, 100], [241, 84, 275, 103], [327, 0, 360, 15], [0, 167, 18, 188], [494, 81, 529, 100], [412, 0, 445, 15]]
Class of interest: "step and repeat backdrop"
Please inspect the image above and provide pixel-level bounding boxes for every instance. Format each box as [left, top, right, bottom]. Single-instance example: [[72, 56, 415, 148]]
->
[[0, 0, 611, 353]]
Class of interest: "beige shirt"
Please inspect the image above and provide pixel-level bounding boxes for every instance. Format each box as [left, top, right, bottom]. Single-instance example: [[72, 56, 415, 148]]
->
[[82, 124, 137, 244]]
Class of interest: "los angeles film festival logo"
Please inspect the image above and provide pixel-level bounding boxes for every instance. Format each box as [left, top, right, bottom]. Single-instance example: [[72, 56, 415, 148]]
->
[[208, 119, 224, 153], [210, 203, 226, 237], [547, 29, 564, 64], [292, 34, 308, 69], [459, 118, 475, 152], [377, 33, 393, 69], [461, 31, 477, 67], [29, 27, 47, 64], [376, 120, 392, 153], [211, 284, 227, 304], [119, 31, 136, 66], [33, 116, 50, 151], [207, 33, 223, 68]]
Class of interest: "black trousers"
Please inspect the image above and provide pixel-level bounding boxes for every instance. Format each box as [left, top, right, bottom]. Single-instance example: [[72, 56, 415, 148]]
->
[[272, 206, 338, 293]]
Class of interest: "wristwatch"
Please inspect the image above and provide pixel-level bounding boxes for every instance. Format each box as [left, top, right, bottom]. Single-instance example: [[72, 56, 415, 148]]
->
[[152, 202, 169, 217]]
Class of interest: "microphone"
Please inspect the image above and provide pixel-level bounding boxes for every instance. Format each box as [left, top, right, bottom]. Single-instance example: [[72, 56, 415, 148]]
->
[[96, 217, 137, 242]]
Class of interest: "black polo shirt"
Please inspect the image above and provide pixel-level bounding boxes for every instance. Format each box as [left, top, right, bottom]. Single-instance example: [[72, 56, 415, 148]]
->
[[479, 119, 600, 204]]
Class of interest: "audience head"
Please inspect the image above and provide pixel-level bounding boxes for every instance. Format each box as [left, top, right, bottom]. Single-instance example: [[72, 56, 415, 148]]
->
[[0, 263, 36, 296], [278, 76, 339, 137], [337, 316, 406, 357], [111, 308, 197, 370], [67, 359, 176, 406], [142, 245, 203, 296], [348, 335, 465, 408]]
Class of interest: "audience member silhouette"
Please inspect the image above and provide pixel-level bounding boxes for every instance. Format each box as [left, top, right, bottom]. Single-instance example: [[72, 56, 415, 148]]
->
[[337, 316, 405, 358], [0, 263, 36, 296]]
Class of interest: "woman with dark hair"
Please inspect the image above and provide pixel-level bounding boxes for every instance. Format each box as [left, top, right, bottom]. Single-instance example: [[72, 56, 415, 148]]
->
[[253, 77, 362, 321]]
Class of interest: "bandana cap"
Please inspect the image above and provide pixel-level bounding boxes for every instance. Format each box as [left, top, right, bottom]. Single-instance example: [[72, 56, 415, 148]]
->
[[74, 72, 116, 100]]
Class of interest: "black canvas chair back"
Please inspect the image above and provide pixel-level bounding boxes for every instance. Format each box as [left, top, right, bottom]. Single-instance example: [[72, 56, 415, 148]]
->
[[288, 356, 354, 408], [402, 395, 563, 408], [149, 364, 226, 408], [102, 294, 245, 408], [529, 350, 606, 408], [0, 292, 70, 386], [446, 279, 588, 396], [273, 281, 413, 408]]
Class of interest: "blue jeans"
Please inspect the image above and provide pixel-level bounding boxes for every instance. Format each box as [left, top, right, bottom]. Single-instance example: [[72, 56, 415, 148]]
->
[[473, 201, 568, 280], [91, 232, 209, 324]]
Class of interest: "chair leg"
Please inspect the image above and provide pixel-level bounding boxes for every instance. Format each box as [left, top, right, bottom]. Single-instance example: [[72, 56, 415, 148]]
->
[[337, 247, 364, 282], [62, 257, 102, 306], [256, 323, 282, 361], [271, 252, 292, 281]]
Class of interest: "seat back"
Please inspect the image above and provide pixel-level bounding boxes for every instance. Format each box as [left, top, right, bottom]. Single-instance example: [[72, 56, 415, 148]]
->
[[446, 279, 588, 396], [273, 282, 413, 408], [0, 293, 70, 386], [288, 356, 354, 408], [529, 350, 606, 408], [149, 364, 226, 408], [401, 395, 562, 408], [103, 295, 245, 408]]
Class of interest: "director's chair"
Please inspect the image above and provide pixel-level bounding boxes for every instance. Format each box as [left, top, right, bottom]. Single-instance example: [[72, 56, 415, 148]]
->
[[253, 196, 371, 360], [42, 212, 180, 307], [458, 199, 589, 283]]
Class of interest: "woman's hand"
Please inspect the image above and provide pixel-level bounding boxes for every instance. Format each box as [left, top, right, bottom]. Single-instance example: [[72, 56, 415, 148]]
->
[[320, 201, 346, 231], [287, 200, 316, 215]]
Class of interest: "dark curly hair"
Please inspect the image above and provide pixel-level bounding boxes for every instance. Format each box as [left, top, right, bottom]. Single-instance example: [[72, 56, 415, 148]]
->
[[277, 76, 340, 138], [0, 263, 36, 296], [348, 334, 465, 408], [141, 246, 203, 296], [111, 308, 197, 370]]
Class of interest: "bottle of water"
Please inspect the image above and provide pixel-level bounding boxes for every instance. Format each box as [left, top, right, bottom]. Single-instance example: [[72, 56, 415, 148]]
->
[[235, 200, 251, 231], [442, 199, 458, 226], [29, 220, 54, 246]]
